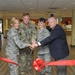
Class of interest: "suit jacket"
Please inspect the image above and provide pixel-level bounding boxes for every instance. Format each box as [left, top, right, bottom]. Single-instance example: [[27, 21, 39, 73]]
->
[[46, 26, 52, 32], [40, 24, 69, 60]]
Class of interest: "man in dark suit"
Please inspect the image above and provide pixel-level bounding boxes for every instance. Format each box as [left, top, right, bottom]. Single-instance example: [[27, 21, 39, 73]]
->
[[31, 17, 69, 75]]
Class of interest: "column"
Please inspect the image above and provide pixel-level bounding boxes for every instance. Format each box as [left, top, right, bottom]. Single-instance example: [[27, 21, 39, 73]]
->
[[3, 18, 6, 37], [71, 10, 75, 46], [5, 19, 9, 37]]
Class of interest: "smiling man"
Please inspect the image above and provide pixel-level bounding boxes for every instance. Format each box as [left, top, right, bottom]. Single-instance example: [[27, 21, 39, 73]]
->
[[31, 17, 69, 75]]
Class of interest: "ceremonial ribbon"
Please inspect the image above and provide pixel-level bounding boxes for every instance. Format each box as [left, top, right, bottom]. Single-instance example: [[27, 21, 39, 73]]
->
[[33, 58, 75, 72], [0, 57, 19, 66], [1, 57, 75, 72]]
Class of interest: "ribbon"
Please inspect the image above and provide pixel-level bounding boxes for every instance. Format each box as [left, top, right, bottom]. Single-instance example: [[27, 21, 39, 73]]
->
[[0, 57, 19, 66], [33, 58, 45, 71], [33, 58, 75, 72]]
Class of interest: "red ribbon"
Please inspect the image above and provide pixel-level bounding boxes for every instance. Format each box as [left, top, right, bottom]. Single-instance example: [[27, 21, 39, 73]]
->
[[33, 58, 45, 71], [33, 58, 75, 72], [0, 57, 19, 66]]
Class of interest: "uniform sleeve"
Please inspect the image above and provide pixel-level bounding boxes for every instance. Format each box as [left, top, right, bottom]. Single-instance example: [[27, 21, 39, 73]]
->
[[12, 34, 29, 49], [31, 24, 38, 41], [44, 29, 50, 38]]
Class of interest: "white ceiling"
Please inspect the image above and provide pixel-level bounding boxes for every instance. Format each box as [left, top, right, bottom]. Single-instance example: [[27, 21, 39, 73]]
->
[[0, 0, 75, 18]]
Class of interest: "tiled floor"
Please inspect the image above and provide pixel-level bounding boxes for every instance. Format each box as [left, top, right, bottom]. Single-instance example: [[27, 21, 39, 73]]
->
[[0, 35, 75, 75]]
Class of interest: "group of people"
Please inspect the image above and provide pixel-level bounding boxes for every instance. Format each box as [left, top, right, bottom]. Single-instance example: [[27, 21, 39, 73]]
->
[[5, 13, 69, 75]]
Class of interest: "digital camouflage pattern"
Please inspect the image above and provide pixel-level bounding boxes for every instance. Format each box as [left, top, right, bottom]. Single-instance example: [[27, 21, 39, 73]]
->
[[19, 22, 37, 75], [6, 27, 29, 75], [37, 28, 52, 75]]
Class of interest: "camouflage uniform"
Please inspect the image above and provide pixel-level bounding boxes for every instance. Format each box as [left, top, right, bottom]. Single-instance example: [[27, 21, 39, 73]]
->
[[19, 22, 37, 74], [37, 28, 52, 75], [5, 27, 29, 75]]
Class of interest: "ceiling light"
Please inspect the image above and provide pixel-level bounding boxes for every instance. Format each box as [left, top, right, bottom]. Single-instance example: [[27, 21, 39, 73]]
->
[[73, 3, 75, 4], [63, 8, 67, 9], [28, 3, 32, 4]]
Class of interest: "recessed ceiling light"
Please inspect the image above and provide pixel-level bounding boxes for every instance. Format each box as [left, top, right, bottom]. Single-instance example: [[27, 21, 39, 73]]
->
[[28, 3, 32, 4], [63, 8, 67, 9]]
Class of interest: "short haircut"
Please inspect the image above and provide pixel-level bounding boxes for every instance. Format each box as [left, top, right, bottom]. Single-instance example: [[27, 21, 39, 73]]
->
[[22, 13, 30, 17], [50, 14, 54, 17], [10, 17, 18, 26], [48, 17, 57, 22], [38, 18, 45, 23]]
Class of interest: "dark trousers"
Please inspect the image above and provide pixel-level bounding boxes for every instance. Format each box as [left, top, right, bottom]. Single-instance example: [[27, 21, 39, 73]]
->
[[56, 56, 68, 75]]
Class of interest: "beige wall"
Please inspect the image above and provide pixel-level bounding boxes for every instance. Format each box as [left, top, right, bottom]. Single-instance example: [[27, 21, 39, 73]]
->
[[0, 13, 72, 38]]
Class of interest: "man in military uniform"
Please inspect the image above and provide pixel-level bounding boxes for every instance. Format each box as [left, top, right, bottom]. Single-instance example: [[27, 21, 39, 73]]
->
[[19, 13, 37, 75]]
